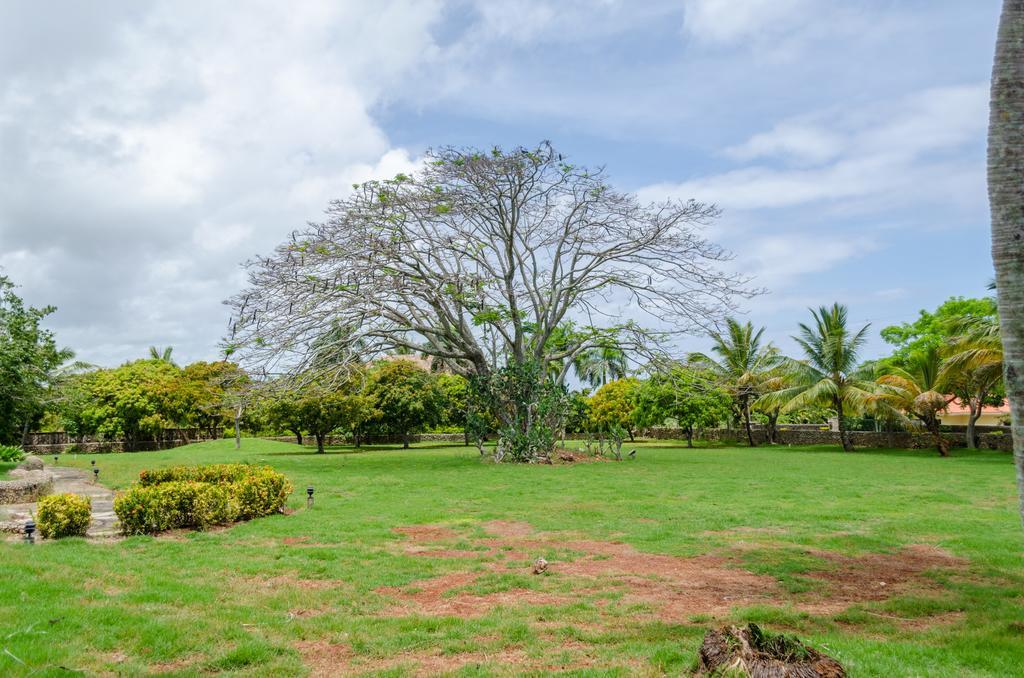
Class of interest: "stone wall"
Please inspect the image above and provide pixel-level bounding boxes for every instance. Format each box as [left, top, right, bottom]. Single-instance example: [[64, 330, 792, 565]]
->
[[0, 459, 54, 504], [23, 428, 223, 454], [262, 432, 469, 446], [646, 426, 1013, 452]]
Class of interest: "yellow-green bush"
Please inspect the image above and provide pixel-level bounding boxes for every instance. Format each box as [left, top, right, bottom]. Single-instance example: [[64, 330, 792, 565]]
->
[[36, 493, 92, 539], [115, 464, 291, 535]]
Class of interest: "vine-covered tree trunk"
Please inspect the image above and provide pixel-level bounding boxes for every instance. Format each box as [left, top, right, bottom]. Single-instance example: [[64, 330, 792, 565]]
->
[[989, 0, 1024, 528]]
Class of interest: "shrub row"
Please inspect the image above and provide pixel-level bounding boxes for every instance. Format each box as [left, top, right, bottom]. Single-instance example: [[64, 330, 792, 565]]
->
[[37, 493, 92, 538], [115, 464, 292, 535], [137, 463, 255, 486]]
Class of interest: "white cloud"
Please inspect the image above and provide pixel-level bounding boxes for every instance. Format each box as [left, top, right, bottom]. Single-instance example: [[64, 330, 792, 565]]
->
[[682, 0, 811, 45], [641, 84, 988, 212]]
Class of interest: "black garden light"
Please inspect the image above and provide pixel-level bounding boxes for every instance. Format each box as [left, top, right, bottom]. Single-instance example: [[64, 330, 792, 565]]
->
[[24, 520, 35, 544], [93, 467, 99, 483], [53, 455, 58, 465], [306, 485, 315, 508], [91, 459, 96, 467]]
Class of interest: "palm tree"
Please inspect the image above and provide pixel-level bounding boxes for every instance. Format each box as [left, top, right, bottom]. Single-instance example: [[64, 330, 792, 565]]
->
[[148, 346, 176, 365], [877, 347, 956, 456], [574, 346, 628, 388], [940, 314, 1003, 448], [768, 304, 875, 452], [988, 0, 1024, 527], [690, 318, 781, 447]]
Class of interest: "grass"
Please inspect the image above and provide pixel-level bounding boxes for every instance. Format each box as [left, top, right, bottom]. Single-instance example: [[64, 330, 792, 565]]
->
[[0, 461, 16, 479], [1, 439, 1022, 676]]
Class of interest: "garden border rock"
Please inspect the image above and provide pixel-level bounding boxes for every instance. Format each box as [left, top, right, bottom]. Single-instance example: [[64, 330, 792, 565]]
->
[[0, 470, 53, 506]]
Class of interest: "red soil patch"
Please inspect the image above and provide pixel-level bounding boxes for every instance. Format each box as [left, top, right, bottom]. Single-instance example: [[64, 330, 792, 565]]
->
[[800, 544, 965, 613], [378, 571, 569, 617], [294, 640, 354, 678], [386, 521, 966, 623], [392, 525, 458, 541]]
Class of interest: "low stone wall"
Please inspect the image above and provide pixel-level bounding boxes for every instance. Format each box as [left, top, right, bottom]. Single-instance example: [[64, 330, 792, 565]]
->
[[262, 432, 469, 446], [23, 428, 223, 454], [0, 470, 53, 504], [647, 426, 1013, 452]]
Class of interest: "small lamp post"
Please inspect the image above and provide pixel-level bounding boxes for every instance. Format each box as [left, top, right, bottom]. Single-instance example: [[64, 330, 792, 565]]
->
[[91, 459, 96, 467], [306, 486, 315, 508], [53, 455, 59, 465], [24, 520, 36, 544], [93, 467, 99, 483]]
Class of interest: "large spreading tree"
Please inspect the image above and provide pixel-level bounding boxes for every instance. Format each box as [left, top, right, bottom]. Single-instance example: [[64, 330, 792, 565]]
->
[[227, 143, 751, 461]]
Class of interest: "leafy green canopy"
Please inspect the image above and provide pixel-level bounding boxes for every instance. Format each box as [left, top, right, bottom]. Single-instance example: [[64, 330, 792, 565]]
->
[[0, 274, 72, 443]]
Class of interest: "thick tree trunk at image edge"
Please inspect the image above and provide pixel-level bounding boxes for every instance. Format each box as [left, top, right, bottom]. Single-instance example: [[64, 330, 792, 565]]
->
[[989, 0, 1024, 528]]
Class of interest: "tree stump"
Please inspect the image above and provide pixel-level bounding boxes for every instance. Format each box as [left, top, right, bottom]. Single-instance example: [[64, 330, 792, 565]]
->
[[696, 624, 845, 677]]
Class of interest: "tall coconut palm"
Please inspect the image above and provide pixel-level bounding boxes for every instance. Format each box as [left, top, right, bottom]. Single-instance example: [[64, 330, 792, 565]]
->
[[940, 314, 1004, 448], [988, 0, 1024, 527], [767, 304, 875, 452], [574, 345, 628, 389], [689, 318, 781, 447], [877, 347, 956, 456]]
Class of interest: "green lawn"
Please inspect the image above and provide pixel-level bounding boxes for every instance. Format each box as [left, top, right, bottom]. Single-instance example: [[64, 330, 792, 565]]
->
[[2, 439, 1022, 676]]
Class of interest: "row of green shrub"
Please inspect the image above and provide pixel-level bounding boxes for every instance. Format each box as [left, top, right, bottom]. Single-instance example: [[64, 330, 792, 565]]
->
[[115, 464, 292, 535], [137, 463, 255, 486]]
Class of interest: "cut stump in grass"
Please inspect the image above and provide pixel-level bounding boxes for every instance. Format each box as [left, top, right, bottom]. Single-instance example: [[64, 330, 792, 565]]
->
[[696, 623, 845, 677]]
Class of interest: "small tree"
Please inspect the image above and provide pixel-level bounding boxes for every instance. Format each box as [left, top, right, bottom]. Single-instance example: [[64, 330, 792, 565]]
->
[[589, 378, 640, 457], [633, 368, 730, 447], [367, 359, 443, 448]]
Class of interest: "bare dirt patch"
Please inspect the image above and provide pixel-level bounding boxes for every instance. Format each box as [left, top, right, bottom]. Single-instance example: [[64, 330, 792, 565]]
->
[[392, 524, 459, 541], [386, 521, 966, 624], [240, 573, 343, 591], [294, 640, 354, 678], [800, 544, 965, 613]]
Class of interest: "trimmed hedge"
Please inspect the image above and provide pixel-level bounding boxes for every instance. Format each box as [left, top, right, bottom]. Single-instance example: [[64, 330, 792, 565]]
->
[[115, 464, 292, 535], [37, 493, 92, 539]]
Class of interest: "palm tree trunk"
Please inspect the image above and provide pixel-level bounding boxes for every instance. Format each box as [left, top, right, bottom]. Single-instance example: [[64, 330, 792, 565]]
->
[[989, 0, 1024, 528], [742, 396, 756, 447], [836, 398, 853, 452], [926, 416, 950, 457]]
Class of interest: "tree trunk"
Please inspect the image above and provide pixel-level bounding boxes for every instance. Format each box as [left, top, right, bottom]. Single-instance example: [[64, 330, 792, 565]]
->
[[966, 394, 983, 449], [294, 430, 303, 446], [234, 405, 243, 450], [742, 396, 756, 447], [686, 426, 694, 448], [989, 0, 1024, 528], [926, 417, 950, 457], [403, 431, 410, 449], [766, 411, 779, 445], [315, 432, 325, 454], [836, 399, 853, 452]]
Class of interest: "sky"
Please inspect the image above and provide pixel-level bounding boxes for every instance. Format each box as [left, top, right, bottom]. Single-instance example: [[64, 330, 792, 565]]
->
[[0, 0, 1003, 368]]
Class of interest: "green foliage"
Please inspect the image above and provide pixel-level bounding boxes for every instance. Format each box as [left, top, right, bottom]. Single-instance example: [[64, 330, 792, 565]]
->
[[469, 360, 570, 462], [115, 463, 292, 535], [53, 358, 242, 448], [632, 368, 730, 444], [434, 373, 469, 431], [261, 371, 378, 452], [0, 444, 25, 462], [0, 274, 73, 444], [880, 296, 997, 366], [36, 493, 91, 539], [588, 378, 640, 435], [367, 359, 443, 446]]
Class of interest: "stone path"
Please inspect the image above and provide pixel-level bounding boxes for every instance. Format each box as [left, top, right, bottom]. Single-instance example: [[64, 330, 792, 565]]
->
[[1, 464, 118, 539]]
